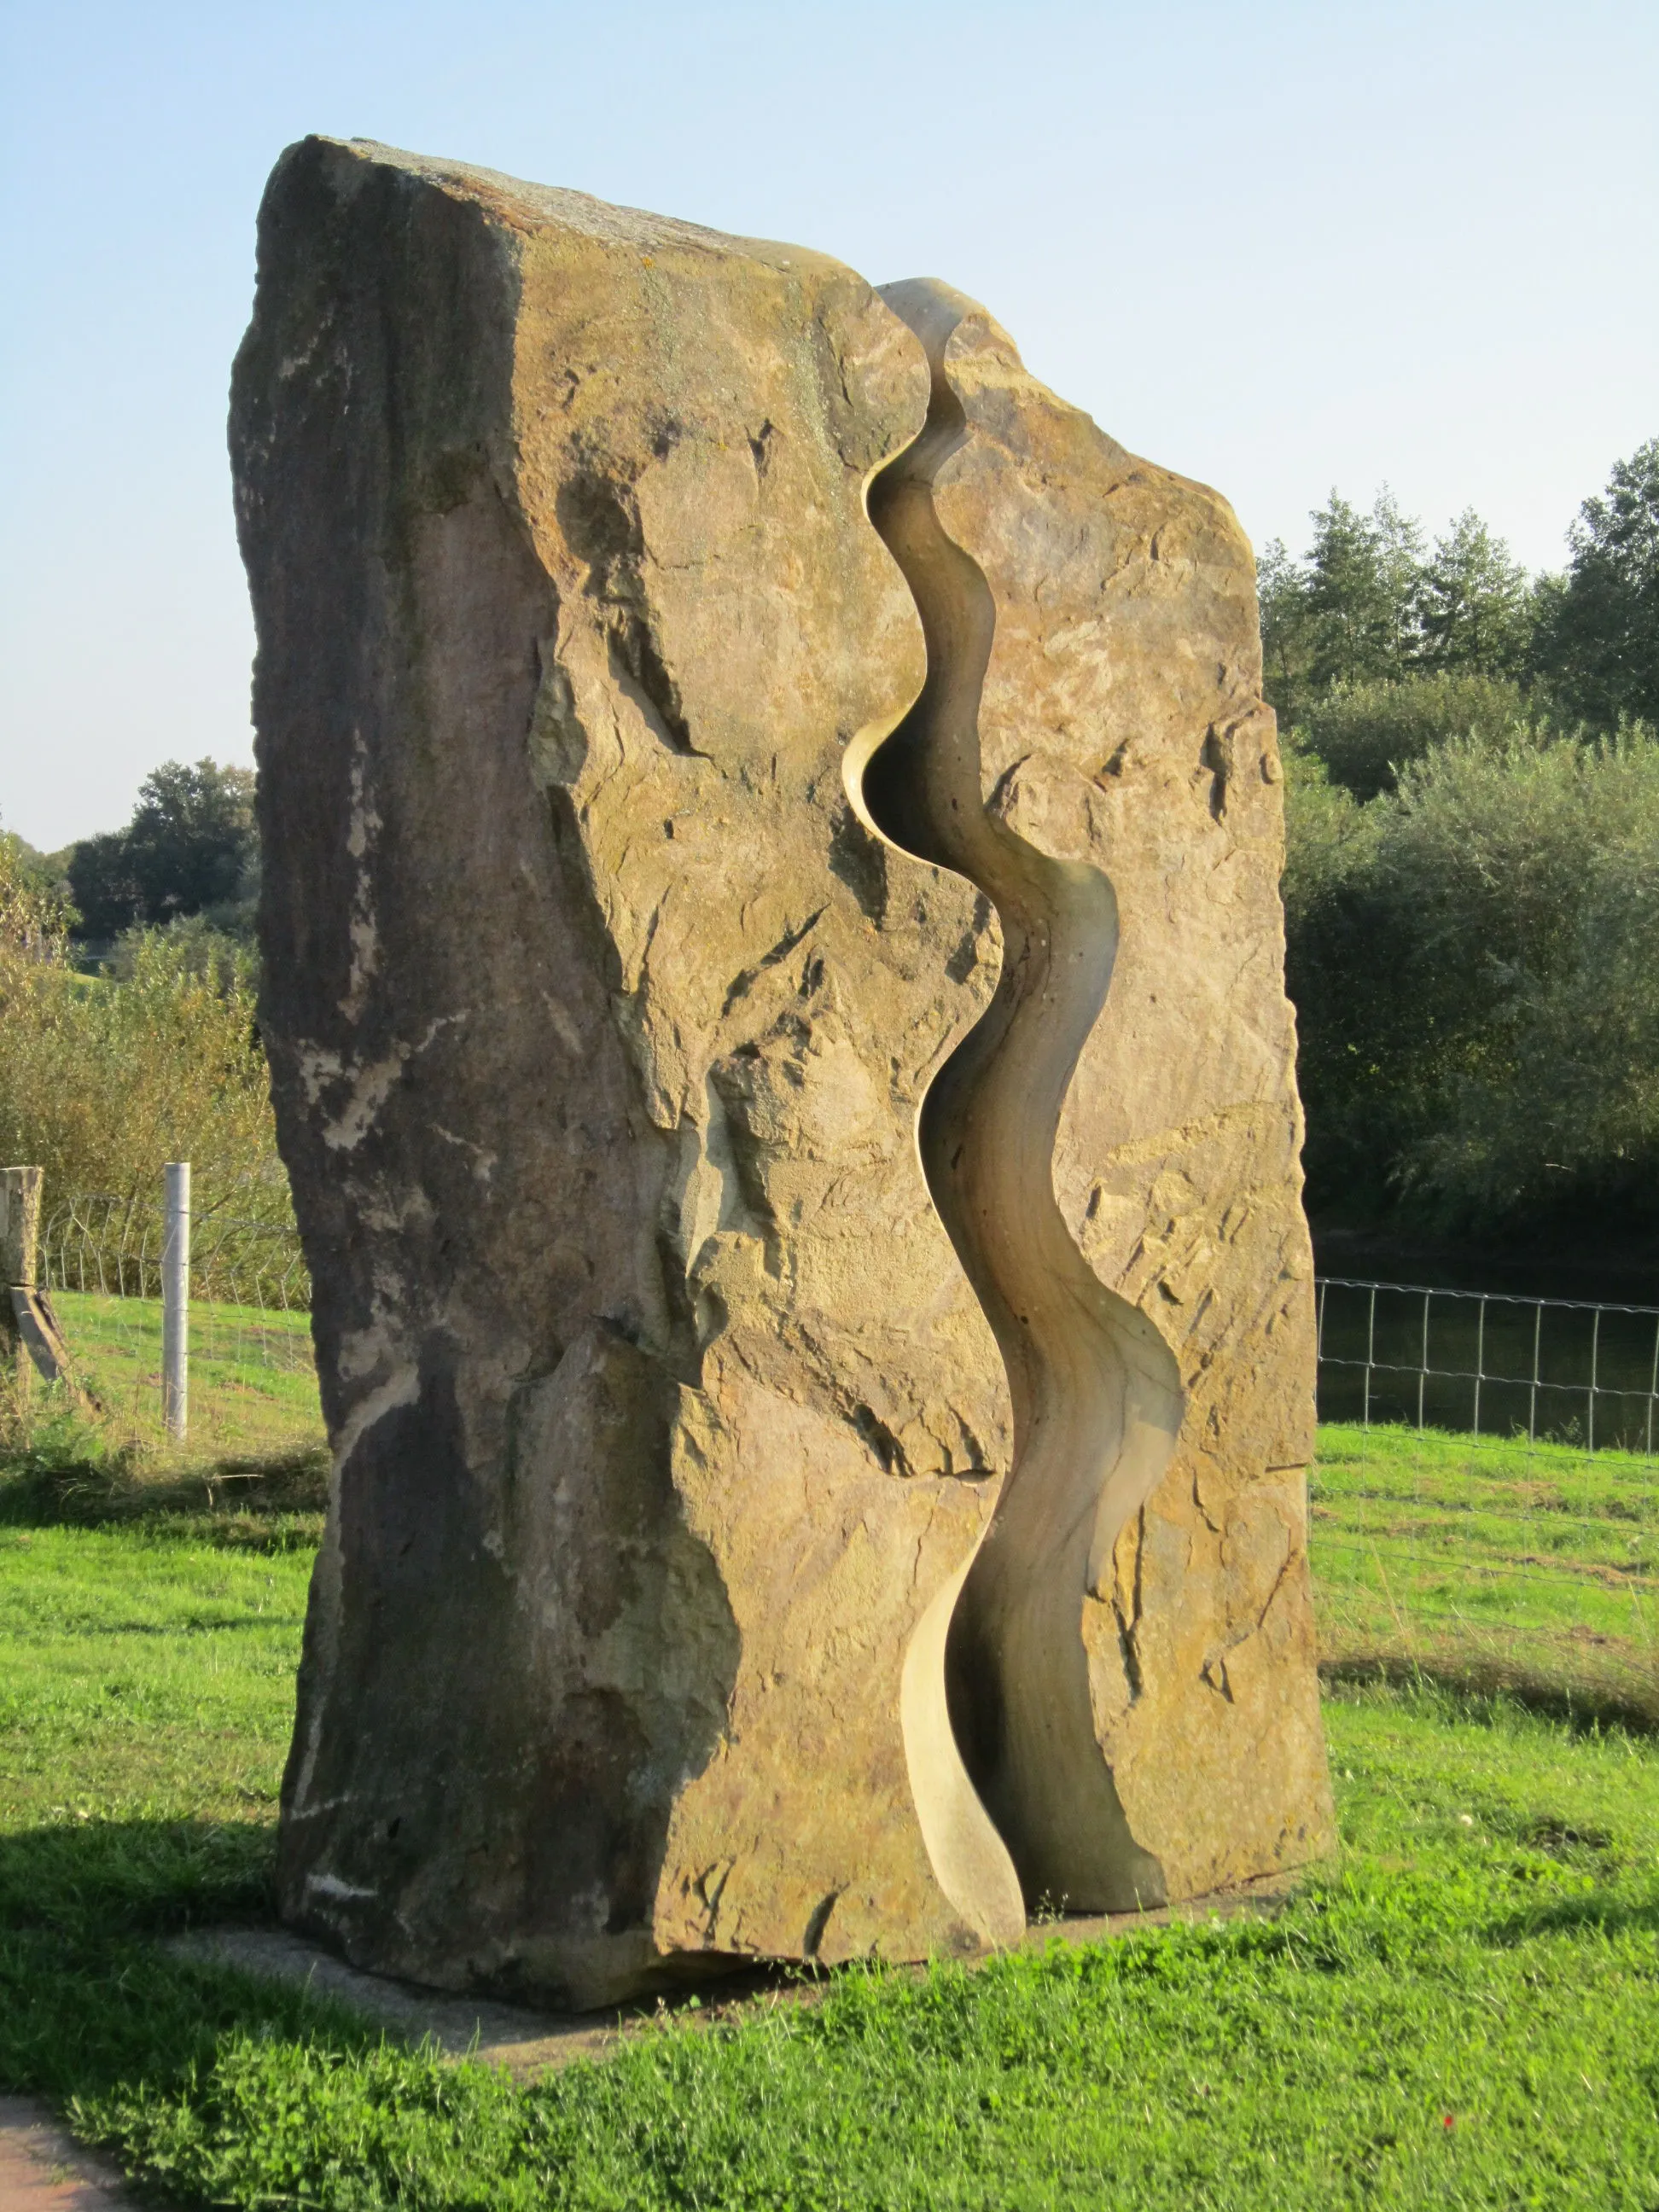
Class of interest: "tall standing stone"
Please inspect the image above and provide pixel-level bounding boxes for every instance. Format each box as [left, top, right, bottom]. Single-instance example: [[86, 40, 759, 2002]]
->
[[231, 137, 1331, 2010]]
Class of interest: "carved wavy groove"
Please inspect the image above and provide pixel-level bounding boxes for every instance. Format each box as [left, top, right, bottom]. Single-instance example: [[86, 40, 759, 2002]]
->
[[867, 282, 1185, 1918]]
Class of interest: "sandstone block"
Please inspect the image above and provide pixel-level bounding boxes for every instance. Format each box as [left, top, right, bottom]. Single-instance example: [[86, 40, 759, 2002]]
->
[[231, 137, 1332, 2009]]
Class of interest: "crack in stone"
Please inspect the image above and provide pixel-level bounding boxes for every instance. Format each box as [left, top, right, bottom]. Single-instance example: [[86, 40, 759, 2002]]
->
[[863, 281, 1186, 1915]]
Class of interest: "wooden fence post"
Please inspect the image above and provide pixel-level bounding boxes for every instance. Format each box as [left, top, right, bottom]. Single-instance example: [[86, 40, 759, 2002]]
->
[[2, 1167, 42, 1292], [3, 1168, 89, 1403], [2, 1168, 43, 1401]]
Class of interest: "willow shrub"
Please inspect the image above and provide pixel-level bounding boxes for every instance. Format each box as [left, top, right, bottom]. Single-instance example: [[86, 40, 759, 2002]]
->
[[0, 838, 283, 1221], [1284, 724, 1659, 1233], [1288, 669, 1538, 800]]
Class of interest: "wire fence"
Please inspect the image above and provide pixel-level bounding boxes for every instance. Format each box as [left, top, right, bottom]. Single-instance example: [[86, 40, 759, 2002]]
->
[[1311, 1276, 1659, 1715], [42, 1190, 311, 1313], [1315, 1275, 1659, 1455], [14, 1190, 1659, 1715], [35, 1189, 321, 1460]]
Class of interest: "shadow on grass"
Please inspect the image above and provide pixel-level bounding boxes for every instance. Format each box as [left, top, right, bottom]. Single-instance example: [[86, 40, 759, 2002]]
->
[[1321, 1652, 1659, 1737], [0, 1440, 329, 1521], [1492, 1888, 1659, 1944], [0, 1417, 329, 1550], [0, 1815, 377, 2104], [0, 1813, 276, 1937]]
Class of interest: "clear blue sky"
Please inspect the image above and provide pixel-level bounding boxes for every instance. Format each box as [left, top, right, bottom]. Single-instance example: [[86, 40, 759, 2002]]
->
[[3, 0, 1655, 849]]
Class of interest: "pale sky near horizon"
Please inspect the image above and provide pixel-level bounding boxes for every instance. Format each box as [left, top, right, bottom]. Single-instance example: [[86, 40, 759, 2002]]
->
[[3, 0, 1655, 850]]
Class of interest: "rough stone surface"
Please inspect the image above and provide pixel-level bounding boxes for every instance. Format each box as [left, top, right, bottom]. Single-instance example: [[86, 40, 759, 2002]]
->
[[231, 137, 1331, 2011], [872, 288, 1335, 1905]]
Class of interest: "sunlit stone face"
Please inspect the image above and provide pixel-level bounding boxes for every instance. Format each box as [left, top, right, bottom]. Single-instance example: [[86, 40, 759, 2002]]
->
[[232, 136, 1331, 2011]]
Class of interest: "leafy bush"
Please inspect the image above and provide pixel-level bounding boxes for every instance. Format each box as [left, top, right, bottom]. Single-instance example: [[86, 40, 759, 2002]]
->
[[1406, 738, 1659, 1218], [1289, 669, 1536, 800], [0, 835, 282, 1218], [1285, 725, 1659, 1232]]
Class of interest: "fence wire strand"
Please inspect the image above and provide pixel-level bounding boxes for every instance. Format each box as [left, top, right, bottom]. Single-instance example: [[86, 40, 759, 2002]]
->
[[37, 1193, 319, 1458], [20, 1204, 1659, 1711], [1312, 1276, 1658, 1710]]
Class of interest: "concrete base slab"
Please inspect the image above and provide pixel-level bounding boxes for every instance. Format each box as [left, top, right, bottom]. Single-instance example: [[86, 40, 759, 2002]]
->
[[1025, 1869, 1299, 1950], [167, 1928, 631, 2075], [171, 1877, 1298, 2077]]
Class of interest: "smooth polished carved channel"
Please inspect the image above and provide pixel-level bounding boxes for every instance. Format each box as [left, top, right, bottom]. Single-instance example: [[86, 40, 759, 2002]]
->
[[864, 282, 1185, 1913]]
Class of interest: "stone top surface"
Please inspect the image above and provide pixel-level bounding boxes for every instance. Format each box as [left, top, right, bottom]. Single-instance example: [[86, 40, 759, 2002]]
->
[[292, 136, 852, 275]]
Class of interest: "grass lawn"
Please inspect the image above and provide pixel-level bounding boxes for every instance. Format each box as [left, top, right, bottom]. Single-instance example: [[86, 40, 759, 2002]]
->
[[1313, 1421, 1659, 1720], [3, 1435, 1658, 2208], [49, 1289, 323, 1462]]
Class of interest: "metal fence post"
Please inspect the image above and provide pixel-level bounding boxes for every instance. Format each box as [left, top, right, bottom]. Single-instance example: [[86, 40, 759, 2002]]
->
[[1364, 1284, 1376, 1429], [162, 1162, 190, 1440], [1528, 1304, 1541, 1443], [1472, 1297, 1486, 1438]]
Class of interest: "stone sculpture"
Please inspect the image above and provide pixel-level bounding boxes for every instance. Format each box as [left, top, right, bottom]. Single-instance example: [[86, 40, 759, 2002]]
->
[[230, 137, 1334, 2010]]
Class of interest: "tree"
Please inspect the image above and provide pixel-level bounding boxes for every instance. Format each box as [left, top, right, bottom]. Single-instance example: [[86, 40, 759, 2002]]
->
[[1417, 509, 1534, 676], [1266, 493, 1546, 797], [1283, 725, 1659, 1232], [1281, 743, 1412, 1218], [1262, 492, 1542, 728], [67, 758, 257, 942], [65, 828, 145, 941], [1293, 670, 1534, 801], [0, 822, 71, 970], [1272, 453, 1659, 1239], [1532, 439, 1659, 729], [1259, 490, 1428, 726], [1256, 536, 1309, 715], [0, 827, 73, 911], [1302, 489, 1424, 693]]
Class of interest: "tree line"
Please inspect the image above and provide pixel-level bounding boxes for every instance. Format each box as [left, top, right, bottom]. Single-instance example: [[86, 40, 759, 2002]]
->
[[3, 439, 1656, 1250], [1273, 439, 1659, 1241]]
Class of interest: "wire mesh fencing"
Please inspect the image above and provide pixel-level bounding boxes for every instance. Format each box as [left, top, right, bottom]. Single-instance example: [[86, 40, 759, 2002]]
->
[[38, 1189, 323, 1461], [1311, 1277, 1659, 1715], [20, 1195, 1659, 1713]]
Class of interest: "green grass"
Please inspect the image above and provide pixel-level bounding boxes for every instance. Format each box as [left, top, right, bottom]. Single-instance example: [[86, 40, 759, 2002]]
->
[[49, 1288, 323, 1460], [1313, 1421, 1659, 1720], [0, 1515, 315, 1829], [3, 1438, 1659, 2207]]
